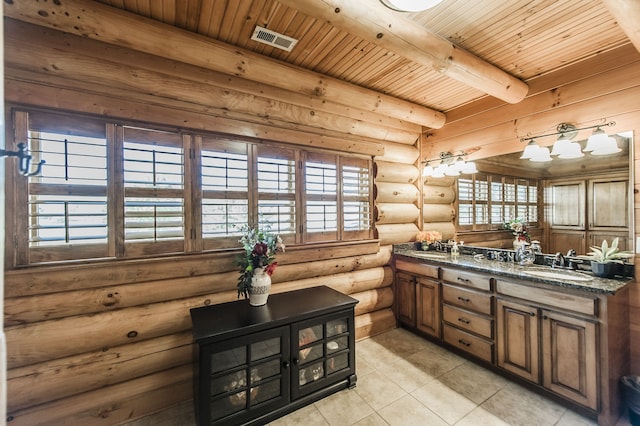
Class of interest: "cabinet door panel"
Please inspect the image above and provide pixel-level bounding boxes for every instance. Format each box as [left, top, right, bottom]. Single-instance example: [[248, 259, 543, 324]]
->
[[292, 311, 355, 399], [496, 299, 539, 383], [541, 310, 597, 410], [396, 273, 416, 326], [416, 277, 440, 337], [205, 326, 290, 424]]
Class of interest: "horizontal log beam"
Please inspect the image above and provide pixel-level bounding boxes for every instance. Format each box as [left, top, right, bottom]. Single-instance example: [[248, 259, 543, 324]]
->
[[4, 0, 445, 128], [4, 20, 419, 144], [375, 182, 420, 204], [374, 161, 420, 183], [278, 0, 528, 104], [355, 309, 397, 340], [601, 0, 640, 54]]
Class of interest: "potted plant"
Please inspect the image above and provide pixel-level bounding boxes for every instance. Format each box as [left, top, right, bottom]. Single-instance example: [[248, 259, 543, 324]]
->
[[237, 224, 285, 305], [586, 238, 633, 278], [415, 230, 443, 251]]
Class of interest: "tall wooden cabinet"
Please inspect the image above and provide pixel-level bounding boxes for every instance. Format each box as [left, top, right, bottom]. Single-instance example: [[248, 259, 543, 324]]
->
[[546, 172, 630, 254]]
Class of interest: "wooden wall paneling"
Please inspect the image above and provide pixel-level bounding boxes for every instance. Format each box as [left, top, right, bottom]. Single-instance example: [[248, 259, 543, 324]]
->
[[375, 203, 420, 224], [354, 308, 397, 341], [376, 223, 420, 246], [421, 222, 456, 240], [374, 142, 420, 164], [6, 365, 193, 426], [422, 184, 456, 204], [5, 77, 385, 158], [374, 161, 419, 183], [352, 287, 394, 316], [7, 331, 193, 412], [374, 182, 420, 204], [4, 27, 419, 145], [3, 2, 445, 128], [423, 204, 456, 223]]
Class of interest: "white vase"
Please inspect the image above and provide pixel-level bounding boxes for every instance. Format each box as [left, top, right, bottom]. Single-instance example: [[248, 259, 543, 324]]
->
[[249, 267, 271, 306], [513, 238, 527, 251]]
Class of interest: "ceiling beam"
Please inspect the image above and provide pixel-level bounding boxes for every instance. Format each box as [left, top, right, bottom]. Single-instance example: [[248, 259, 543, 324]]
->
[[277, 0, 529, 104], [3, 0, 446, 128], [600, 0, 640, 53]]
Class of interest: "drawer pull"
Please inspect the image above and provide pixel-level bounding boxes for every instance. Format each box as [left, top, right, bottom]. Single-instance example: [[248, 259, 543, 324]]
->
[[457, 296, 471, 303], [458, 317, 470, 324], [529, 312, 536, 317], [457, 277, 471, 283], [542, 315, 548, 320], [458, 339, 471, 347]]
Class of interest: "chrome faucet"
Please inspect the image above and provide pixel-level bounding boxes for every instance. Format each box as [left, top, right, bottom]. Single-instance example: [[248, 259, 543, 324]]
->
[[552, 252, 565, 269]]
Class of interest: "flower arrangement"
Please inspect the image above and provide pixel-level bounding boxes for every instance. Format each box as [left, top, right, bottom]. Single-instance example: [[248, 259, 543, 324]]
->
[[236, 224, 285, 299], [416, 230, 443, 250], [504, 218, 530, 242], [416, 230, 443, 244]]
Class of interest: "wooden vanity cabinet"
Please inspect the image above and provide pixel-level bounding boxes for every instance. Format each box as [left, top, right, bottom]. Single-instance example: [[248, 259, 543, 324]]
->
[[393, 255, 630, 425]]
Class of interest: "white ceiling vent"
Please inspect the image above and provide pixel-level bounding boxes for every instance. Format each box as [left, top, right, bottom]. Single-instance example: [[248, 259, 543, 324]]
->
[[251, 26, 298, 52]]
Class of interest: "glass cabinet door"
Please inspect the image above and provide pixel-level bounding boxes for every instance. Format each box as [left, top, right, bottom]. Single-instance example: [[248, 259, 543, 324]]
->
[[293, 312, 355, 399], [207, 326, 290, 424]]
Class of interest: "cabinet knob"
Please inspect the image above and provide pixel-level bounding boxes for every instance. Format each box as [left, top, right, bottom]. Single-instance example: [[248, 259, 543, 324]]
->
[[529, 312, 535, 317], [282, 361, 290, 369], [543, 315, 549, 320], [292, 357, 299, 366]]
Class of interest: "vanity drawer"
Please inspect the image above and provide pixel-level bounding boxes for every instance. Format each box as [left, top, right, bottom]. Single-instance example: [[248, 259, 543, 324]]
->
[[443, 304, 493, 339], [442, 284, 493, 316], [443, 324, 493, 363], [495, 279, 597, 316], [395, 259, 439, 279], [441, 268, 491, 291]]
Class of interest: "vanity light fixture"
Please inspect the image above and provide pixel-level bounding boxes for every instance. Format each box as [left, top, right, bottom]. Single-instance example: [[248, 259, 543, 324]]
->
[[423, 151, 477, 178], [379, 0, 444, 12], [520, 121, 618, 162]]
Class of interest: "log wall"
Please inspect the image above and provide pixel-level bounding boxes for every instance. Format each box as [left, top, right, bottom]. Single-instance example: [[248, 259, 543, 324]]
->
[[3, 19, 412, 425], [424, 44, 640, 376]]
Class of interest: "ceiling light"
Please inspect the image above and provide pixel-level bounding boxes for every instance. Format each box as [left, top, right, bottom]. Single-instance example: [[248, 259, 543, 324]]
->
[[558, 142, 584, 159], [529, 146, 552, 162], [520, 139, 540, 160], [461, 161, 478, 174], [421, 150, 477, 178], [423, 164, 434, 177], [380, 0, 444, 12], [591, 137, 621, 156], [550, 136, 573, 156], [584, 127, 609, 152]]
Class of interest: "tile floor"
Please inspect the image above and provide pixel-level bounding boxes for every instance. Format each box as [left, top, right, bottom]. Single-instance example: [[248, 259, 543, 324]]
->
[[126, 328, 632, 426]]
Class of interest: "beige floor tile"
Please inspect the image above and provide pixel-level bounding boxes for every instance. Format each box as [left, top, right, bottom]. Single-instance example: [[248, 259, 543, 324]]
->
[[368, 327, 433, 357], [455, 405, 512, 426], [555, 408, 598, 426], [354, 370, 407, 411], [270, 403, 329, 426], [378, 356, 438, 393], [405, 345, 466, 378], [352, 413, 390, 425], [314, 388, 374, 426], [355, 350, 378, 377], [411, 379, 477, 424], [376, 394, 448, 426], [438, 360, 509, 404], [357, 338, 408, 371], [481, 381, 567, 426]]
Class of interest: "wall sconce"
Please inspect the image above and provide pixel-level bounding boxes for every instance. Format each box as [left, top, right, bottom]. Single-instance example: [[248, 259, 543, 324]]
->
[[1, 143, 45, 176], [423, 151, 477, 178], [379, 0, 444, 12], [520, 121, 618, 162]]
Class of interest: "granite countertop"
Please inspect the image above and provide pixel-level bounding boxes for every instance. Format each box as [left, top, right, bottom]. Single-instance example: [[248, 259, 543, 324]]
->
[[394, 247, 633, 295]]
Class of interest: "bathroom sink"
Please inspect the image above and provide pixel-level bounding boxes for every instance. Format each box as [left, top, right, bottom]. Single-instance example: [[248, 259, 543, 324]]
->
[[521, 269, 593, 282]]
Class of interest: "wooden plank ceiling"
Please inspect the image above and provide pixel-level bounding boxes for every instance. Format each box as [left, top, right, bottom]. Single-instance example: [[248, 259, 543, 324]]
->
[[95, 0, 629, 119]]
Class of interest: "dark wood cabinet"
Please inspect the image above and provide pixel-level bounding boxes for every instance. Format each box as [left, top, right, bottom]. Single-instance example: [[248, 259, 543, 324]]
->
[[190, 286, 358, 426]]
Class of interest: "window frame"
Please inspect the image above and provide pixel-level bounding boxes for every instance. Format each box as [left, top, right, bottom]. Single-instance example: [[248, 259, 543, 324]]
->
[[456, 172, 539, 232], [6, 107, 374, 267]]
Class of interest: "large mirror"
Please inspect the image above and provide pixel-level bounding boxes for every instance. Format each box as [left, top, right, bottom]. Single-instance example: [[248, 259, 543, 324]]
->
[[473, 131, 634, 256]]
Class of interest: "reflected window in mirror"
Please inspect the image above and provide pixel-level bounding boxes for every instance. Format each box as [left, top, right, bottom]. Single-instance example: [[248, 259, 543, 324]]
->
[[458, 173, 539, 231]]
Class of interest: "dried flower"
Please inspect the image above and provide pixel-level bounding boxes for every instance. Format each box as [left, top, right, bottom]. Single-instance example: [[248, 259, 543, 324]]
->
[[504, 218, 530, 242]]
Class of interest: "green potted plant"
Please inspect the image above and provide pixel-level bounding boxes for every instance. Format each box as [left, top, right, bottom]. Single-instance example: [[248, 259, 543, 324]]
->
[[586, 238, 633, 278]]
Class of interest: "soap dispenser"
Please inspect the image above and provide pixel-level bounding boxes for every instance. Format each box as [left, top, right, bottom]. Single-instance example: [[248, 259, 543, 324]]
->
[[451, 241, 459, 257]]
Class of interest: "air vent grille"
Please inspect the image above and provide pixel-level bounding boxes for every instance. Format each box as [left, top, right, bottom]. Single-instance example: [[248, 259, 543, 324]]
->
[[251, 26, 298, 52]]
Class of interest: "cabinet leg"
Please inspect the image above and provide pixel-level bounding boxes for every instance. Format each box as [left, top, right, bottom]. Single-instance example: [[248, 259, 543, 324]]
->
[[348, 373, 357, 389]]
